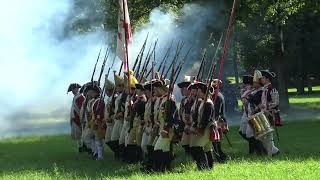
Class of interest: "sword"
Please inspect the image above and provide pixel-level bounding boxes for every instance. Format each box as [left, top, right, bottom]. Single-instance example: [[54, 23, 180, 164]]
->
[[224, 133, 232, 148], [272, 110, 280, 142]]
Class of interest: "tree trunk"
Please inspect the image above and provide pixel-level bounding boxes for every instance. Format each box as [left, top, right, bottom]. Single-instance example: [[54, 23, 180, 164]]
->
[[274, 26, 290, 112]]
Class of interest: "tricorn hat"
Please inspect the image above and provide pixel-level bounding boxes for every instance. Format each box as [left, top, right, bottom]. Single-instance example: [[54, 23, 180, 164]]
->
[[67, 83, 81, 93], [177, 75, 192, 88], [260, 70, 276, 80], [84, 82, 101, 94]]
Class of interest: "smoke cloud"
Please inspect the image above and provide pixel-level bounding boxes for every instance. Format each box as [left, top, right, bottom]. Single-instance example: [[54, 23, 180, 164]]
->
[[0, 0, 225, 138]]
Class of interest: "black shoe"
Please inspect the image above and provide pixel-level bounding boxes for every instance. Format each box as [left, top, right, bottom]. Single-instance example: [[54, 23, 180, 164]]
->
[[78, 146, 84, 153]]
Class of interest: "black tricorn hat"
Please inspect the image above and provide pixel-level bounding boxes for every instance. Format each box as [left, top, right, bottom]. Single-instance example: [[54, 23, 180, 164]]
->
[[151, 79, 163, 88], [242, 75, 253, 85], [135, 83, 144, 90], [260, 70, 276, 80], [187, 82, 198, 90], [196, 82, 214, 94], [67, 83, 81, 93], [143, 82, 152, 91], [83, 81, 101, 94]]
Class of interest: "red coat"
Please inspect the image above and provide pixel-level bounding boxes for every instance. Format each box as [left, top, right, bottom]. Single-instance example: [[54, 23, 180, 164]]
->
[[72, 94, 85, 127], [92, 98, 105, 123]]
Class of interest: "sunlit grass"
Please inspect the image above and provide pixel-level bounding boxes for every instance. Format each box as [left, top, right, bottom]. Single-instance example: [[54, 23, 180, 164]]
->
[[288, 86, 320, 93], [1, 120, 319, 179]]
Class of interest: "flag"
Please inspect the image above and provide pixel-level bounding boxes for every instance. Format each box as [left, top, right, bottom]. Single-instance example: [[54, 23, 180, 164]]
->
[[116, 0, 132, 72]]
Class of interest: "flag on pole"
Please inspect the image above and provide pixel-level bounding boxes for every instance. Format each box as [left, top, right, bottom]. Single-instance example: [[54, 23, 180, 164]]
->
[[116, 0, 132, 72]]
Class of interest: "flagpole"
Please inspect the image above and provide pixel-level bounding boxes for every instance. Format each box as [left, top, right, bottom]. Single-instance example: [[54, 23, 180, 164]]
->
[[122, 0, 131, 96]]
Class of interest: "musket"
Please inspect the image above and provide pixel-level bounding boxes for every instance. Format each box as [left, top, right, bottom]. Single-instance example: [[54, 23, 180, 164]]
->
[[91, 46, 103, 82], [173, 46, 193, 83], [106, 55, 116, 80], [196, 50, 207, 80], [133, 33, 149, 72], [206, 32, 224, 81], [95, 48, 111, 113], [139, 43, 152, 78], [118, 62, 123, 76], [164, 56, 176, 126], [164, 41, 184, 78], [140, 39, 158, 81], [98, 47, 110, 84], [157, 39, 174, 73]]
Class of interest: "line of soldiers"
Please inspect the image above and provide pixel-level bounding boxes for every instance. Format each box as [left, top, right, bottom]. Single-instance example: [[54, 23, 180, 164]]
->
[[67, 69, 231, 172], [67, 68, 282, 172]]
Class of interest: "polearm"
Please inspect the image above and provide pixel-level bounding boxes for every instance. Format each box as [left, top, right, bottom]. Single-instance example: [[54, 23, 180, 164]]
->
[[133, 33, 149, 71], [91, 46, 103, 82], [157, 39, 174, 73], [164, 41, 184, 78]]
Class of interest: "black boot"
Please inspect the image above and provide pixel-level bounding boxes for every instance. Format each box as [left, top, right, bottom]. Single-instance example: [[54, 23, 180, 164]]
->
[[205, 151, 214, 169], [216, 142, 228, 163], [182, 145, 191, 155], [118, 144, 126, 161], [189, 147, 197, 161], [248, 138, 255, 154], [255, 140, 267, 155], [141, 146, 154, 172], [137, 146, 143, 163], [126, 145, 135, 163], [153, 150, 162, 172], [212, 142, 221, 162], [163, 151, 172, 171], [111, 141, 120, 160], [194, 147, 208, 170]]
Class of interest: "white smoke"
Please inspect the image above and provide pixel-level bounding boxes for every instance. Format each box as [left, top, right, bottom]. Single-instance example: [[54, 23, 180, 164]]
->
[[0, 0, 224, 138], [0, 0, 112, 138]]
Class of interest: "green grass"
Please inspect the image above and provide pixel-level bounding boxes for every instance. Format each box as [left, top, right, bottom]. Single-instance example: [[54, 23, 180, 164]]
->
[[288, 86, 320, 93], [1, 120, 320, 179], [289, 94, 320, 110]]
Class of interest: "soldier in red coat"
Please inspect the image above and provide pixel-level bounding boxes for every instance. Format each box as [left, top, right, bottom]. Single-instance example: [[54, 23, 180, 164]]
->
[[68, 83, 85, 153], [81, 82, 105, 160]]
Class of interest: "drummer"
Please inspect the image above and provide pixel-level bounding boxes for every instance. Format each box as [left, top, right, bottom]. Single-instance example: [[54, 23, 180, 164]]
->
[[239, 75, 255, 154], [259, 70, 280, 156], [247, 70, 267, 155]]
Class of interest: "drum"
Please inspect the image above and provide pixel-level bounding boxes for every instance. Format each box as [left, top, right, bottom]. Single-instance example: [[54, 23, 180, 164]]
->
[[248, 112, 274, 139]]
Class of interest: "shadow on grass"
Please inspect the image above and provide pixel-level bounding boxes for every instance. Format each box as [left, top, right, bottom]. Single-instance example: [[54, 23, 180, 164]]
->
[[0, 119, 319, 178]]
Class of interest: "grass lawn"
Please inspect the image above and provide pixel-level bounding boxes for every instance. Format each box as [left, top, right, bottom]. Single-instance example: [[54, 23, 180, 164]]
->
[[1, 120, 320, 179]]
